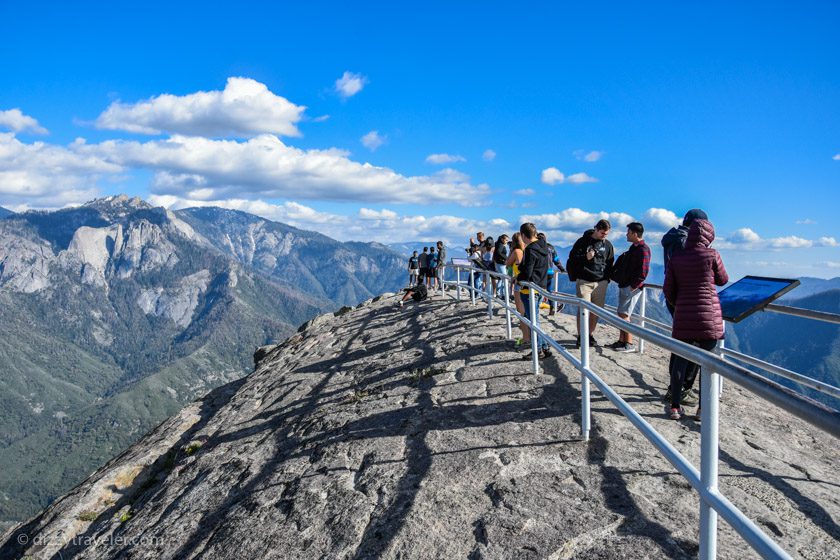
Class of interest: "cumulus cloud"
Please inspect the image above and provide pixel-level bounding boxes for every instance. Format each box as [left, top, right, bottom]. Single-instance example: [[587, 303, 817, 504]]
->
[[0, 133, 119, 207], [818, 261, 840, 269], [0, 109, 48, 135], [574, 149, 604, 162], [566, 172, 598, 184], [540, 168, 597, 185], [425, 153, 466, 165], [482, 149, 496, 162], [335, 71, 367, 98], [149, 194, 509, 243], [643, 208, 680, 229], [76, 134, 490, 206], [95, 77, 305, 137], [521, 208, 634, 231], [540, 167, 564, 185], [361, 130, 386, 151], [833, 154, 840, 161], [720, 228, 835, 250]]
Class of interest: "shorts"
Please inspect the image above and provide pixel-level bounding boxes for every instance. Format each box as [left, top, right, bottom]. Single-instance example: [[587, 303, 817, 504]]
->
[[617, 285, 642, 316], [427, 267, 437, 278], [420, 267, 429, 278], [576, 279, 608, 307], [409, 268, 419, 276]]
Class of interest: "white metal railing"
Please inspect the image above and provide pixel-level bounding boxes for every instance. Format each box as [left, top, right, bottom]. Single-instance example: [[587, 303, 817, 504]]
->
[[436, 263, 840, 560]]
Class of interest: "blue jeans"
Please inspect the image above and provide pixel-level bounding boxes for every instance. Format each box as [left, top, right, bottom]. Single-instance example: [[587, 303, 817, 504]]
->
[[521, 292, 547, 351]]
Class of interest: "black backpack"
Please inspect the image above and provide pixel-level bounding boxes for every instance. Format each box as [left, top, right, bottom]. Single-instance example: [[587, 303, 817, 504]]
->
[[411, 284, 428, 301]]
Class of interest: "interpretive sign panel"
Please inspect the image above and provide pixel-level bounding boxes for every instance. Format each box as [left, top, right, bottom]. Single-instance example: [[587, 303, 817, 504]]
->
[[718, 276, 800, 323]]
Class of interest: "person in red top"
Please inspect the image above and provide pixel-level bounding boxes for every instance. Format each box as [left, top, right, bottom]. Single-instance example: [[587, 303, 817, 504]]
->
[[662, 219, 729, 420], [609, 222, 651, 352]]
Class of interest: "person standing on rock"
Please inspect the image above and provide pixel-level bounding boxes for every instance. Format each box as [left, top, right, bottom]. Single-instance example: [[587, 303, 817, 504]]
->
[[408, 250, 420, 286], [427, 246, 438, 289], [517, 222, 551, 360], [492, 234, 509, 297], [418, 247, 430, 286], [661, 208, 708, 405], [608, 222, 651, 352], [507, 232, 529, 349], [663, 218, 728, 421], [436, 240, 447, 290], [567, 219, 614, 348]]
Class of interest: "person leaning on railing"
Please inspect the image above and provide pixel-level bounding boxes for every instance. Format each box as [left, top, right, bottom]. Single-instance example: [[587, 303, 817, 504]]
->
[[506, 232, 528, 349], [662, 218, 729, 421], [517, 222, 552, 361]]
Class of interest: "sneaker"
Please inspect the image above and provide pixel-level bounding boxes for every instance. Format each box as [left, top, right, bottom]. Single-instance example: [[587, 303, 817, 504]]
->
[[680, 388, 699, 406], [606, 341, 625, 349], [616, 343, 636, 353], [521, 352, 537, 361], [514, 337, 524, 349], [589, 336, 598, 347], [540, 348, 552, 360], [669, 407, 684, 420]]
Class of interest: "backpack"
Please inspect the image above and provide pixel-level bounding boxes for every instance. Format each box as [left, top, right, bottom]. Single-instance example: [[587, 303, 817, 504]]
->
[[411, 284, 428, 301], [565, 256, 578, 281]]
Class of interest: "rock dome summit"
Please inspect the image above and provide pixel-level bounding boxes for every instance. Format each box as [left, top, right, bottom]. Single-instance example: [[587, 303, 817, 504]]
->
[[2, 293, 838, 559]]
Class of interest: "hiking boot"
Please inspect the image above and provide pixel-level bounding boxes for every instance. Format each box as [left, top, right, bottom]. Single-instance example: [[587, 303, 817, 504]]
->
[[616, 343, 636, 353], [680, 388, 699, 406]]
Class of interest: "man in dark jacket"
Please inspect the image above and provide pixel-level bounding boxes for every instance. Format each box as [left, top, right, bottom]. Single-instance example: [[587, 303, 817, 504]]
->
[[568, 219, 614, 347], [435, 241, 447, 290], [516, 222, 551, 360], [609, 222, 651, 352], [663, 219, 728, 420]]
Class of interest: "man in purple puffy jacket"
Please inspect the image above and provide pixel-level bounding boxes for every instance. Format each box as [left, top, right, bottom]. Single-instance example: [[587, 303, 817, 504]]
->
[[663, 219, 729, 420]]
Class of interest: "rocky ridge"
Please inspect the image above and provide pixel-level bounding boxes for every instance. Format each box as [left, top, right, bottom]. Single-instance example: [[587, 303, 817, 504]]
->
[[2, 291, 837, 559]]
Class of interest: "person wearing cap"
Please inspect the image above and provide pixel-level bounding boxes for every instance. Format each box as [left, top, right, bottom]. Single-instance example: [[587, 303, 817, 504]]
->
[[609, 222, 651, 352]]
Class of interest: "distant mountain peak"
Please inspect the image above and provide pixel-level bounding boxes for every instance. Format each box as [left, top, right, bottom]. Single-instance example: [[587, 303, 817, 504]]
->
[[0, 206, 12, 219], [83, 195, 153, 217]]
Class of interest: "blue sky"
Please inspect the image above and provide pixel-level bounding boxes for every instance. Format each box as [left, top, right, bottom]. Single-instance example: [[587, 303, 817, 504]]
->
[[1, 1, 838, 278]]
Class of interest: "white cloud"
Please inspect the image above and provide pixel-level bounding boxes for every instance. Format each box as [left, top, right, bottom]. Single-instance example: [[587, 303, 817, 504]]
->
[[540, 167, 565, 185], [312, 115, 330, 123], [818, 261, 840, 269], [95, 77, 305, 137], [0, 109, 48, 135], [796, 218, 816, 225], [643, 208, 680, 230], [540, 168, 598, 185], [513, 188, 535, 196], [361, 130, 386, 151], [335, 71, 367, 98], [833, 154, 840, 161], [425, 153, 466, 165], [566, 172, 598, 184], [482, 149, 496, 162], [0, 133, 120, 207], [521, 208, 634, 231], [720, 228, 835, 250], [574, 149, 604, 162], [77, 134, 490, 206], [149, 194, 509, 243]]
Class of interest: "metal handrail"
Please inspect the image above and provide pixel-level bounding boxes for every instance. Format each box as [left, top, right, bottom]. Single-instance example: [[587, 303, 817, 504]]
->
[[438, 264, 839, 560]]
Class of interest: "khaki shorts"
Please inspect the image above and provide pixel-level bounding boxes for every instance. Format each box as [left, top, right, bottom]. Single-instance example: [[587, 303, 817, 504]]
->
[[576, 279, 608, 307]]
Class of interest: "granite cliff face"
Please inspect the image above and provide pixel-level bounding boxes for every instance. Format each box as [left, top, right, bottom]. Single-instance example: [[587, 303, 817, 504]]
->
[[0, 195, 406, 528], [3, 293, 837, 559]]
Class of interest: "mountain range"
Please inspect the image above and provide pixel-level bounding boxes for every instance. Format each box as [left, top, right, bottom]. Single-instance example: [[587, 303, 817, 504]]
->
[[0, 206, 12, 219], [0, 195, 407, 527]]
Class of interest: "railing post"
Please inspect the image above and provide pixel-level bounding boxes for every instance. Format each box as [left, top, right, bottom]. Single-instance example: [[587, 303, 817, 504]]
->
[[456, 267, 461, 301], [717, 338, 725, 396], [529, 289, 539, 374], [699, 342, 721, 560], [503, 277, 512, 339], [638, 287, 647, 354], [470, 269, 476, 305], [486, 272, 493, 318], [580, 305, 591, 441], [552, 273, 559, 313]]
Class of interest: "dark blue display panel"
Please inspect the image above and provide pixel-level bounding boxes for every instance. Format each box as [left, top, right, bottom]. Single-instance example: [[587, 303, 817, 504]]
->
[[718, 276, 800, 323]]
